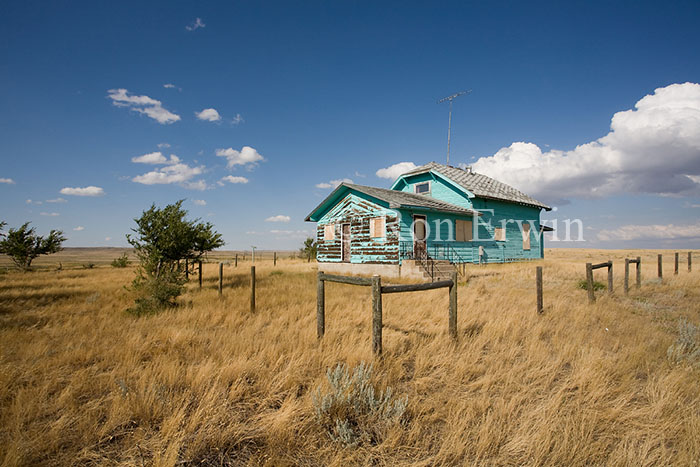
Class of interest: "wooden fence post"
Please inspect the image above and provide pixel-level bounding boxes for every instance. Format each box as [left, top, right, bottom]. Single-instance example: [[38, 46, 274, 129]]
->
[[449, 271, 458, 337], [689, 252, 692, 272], [607, 261, 613, 295], [250, 266, 256, 312], [235, 254, 238, 267], [624, 259, 629, 295], [658, 254, 663, 279], [636, 257, 641, 288], [185, 259, 189, 280], [536, 266, 543, 314], [218, 262, 223, 297], [675, 252, 679, 275], [317, 272, 325, 339], [371, 275, 382, 355], [274, 252, 277, 266], [586, 263, 595, 303], [198, 261, 202, 289]]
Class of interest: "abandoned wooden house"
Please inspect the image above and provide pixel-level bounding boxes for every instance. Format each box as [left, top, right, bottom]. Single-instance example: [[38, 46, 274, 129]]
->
[[305, 162, 552, 279]]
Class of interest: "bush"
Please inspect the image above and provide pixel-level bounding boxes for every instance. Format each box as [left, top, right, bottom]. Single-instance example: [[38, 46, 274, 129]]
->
[[111, 253, 130, 268], [668, 319, 700, 368], [128, 269, 185, 315], [82, 263, 95, 269], [313, 362, 407, 447], [577, 279, 605, 291]]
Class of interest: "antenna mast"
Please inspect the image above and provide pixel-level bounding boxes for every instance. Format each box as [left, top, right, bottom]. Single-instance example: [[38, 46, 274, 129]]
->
[[438, 90, 471, 165]]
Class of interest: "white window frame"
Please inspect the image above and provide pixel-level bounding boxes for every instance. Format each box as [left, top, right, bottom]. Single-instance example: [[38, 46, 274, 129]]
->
[[414, 181, 431, 195]]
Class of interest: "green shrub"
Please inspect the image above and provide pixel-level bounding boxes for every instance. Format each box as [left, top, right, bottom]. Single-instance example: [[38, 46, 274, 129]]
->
[[111, 253, 130, 268], [577, 279, 605, 291], [313, 362, 407, 447], [668, 319, 700, 368], [82, 263, 95, 269], [127, 269, 185, 315]]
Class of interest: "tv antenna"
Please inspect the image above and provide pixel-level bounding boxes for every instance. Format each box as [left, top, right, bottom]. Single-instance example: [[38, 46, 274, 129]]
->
[[438, 90, 471, 165]]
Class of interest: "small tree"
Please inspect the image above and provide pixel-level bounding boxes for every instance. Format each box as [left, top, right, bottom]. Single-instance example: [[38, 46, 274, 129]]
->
[[300, 237, 318, 262], [111, 253, 130, 268], [126, 200, 224, 314], [0, 222, 66, 270]]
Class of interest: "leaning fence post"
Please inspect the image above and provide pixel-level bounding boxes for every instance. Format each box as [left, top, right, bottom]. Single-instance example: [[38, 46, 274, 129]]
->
[[536, 266, 543, 314], [218, 262, 223, 297], [658, 254, 663, 279], [449, 271, 458, 337], [586, 263, 595, 303], [624, 259, 630, 295], [371, 275, 382, 355], [317, 272, 325, 339], [689, 252, 692, 272], [675, 252, 679, 275], [198, 261, 203, 289], [607, 261, 613, 295], [636, 257, 641, 288], [250, 266, 256, 312]]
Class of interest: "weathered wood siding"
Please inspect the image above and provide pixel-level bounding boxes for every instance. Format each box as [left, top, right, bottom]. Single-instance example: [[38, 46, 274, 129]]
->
[[395, 172, 473, 208], [316, 193, 400, 264]]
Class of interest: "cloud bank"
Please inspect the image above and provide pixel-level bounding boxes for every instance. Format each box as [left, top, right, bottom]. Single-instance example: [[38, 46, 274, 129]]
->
[[472, 82, 700, 204], [60, 186, 105, 196], [376, 162, 418, 180]]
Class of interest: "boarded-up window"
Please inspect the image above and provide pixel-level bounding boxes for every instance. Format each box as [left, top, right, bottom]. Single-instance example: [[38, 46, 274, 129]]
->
[[369, 217, 386, 238], [455, 219, 473, 242], [494, 227, 506, 241], [324, 223, 335, 241], [522, 223, 531, 250]]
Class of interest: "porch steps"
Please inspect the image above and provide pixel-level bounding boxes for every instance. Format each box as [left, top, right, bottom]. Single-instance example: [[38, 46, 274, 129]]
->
[[421, 260, 457, 282]]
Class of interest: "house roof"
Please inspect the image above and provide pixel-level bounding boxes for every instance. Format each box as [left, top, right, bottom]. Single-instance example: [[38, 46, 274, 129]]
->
[[399, 162, 552, 211], [305, 182, 480, 221]]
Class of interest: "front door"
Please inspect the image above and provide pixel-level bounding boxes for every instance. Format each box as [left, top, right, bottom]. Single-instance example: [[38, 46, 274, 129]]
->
[[413, 215, 427, 259], [341, 223, 351, 262]]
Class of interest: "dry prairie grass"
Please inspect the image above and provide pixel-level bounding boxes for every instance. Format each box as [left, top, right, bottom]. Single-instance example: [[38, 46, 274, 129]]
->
[[0, 249, 699, 466]]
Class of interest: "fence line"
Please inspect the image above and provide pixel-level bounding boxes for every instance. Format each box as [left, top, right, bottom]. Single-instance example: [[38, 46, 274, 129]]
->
[[586, 260, 613, 303]]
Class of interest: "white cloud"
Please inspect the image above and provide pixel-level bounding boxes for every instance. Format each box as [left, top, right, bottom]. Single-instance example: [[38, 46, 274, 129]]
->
[[195, 108, 221, 122], [157, 142, 171, 149], [598, 222, 700, 241], [40, 212, 59, 217], [193, 199, 207, 206], [163, 84, 181, 91], [376, 162, 418, 180], [266, 215, 291, 223], [0, 178, 15, 184], [107, 88, 180, 125], [73, 226, 84, 231], [472, 82, 700, 204], [219, 175, 249, 184], [26, 199, 42, 205], [315, 178, 354, 189], [60, 186, 105, 197], [133, 163, 203, 186], [46, 197, 67, 203], [183, 180, 208, 191], [186, 17, 205, 31], [232, 113, 244, 125], [105, 237, 112, 242], [131, 151, 167, 164], [215, 146, 265, 168]]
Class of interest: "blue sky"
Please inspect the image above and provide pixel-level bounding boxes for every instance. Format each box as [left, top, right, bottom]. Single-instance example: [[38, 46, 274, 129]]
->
[[1, 0, 699, 250]]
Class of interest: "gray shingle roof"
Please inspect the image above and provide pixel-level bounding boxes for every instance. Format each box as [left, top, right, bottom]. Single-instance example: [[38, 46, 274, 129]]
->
[[401, 162, 551, 210], [344, 183, 480, 215]]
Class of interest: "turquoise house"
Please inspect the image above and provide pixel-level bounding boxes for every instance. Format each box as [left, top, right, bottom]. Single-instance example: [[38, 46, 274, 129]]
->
[[305, 162, 552, 279]]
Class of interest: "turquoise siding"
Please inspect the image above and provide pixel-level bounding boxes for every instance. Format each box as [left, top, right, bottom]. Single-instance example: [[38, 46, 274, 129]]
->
[[316, 192, 400, 264], [395, 172, 473, 209]]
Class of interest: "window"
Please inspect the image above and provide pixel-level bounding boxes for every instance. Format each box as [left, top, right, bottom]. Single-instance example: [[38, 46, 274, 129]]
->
[[494, 227, 506, 242], [414, 182, 430, 194], [455, 219, 473, 242], [369, 216, 386, 238], [522, 223, 531, 250], [324, 223, 335, 241]]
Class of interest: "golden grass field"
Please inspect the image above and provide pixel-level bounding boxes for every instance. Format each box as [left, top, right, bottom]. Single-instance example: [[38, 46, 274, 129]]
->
[[1, 248, 699, 466]]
